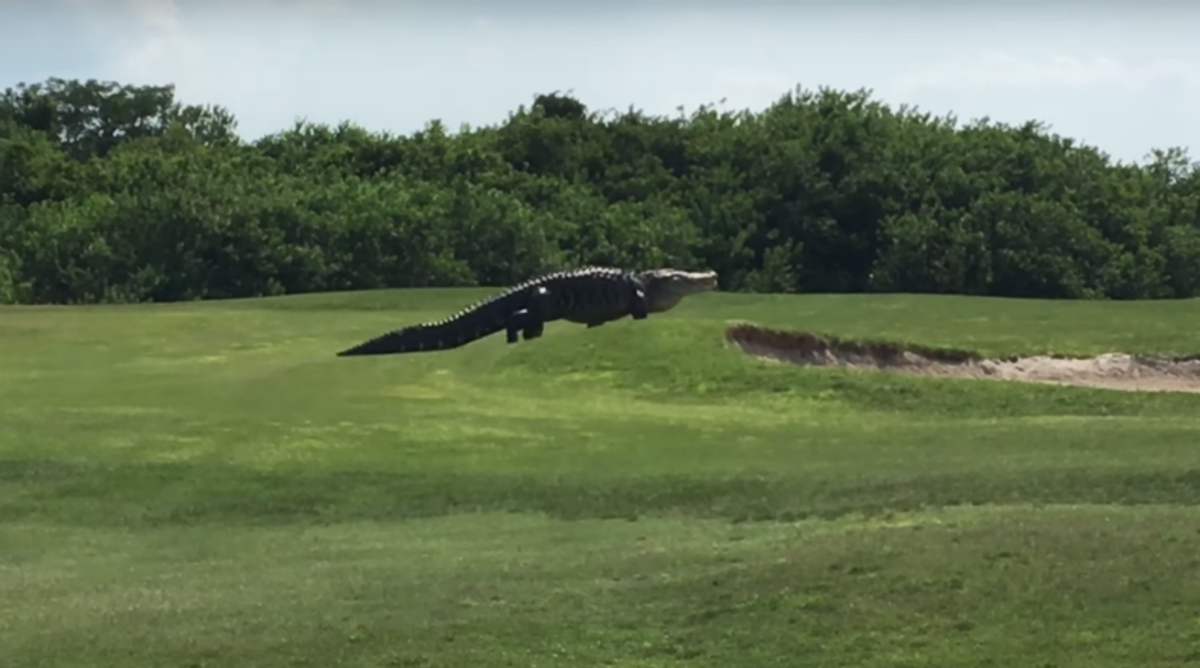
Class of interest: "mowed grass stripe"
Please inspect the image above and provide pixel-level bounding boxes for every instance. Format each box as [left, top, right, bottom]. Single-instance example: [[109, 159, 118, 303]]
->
[[3, 506, 1200, 666]]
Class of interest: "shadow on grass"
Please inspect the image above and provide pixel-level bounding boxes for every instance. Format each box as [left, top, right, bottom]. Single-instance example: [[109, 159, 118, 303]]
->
[[5, 458, 1200, 529]]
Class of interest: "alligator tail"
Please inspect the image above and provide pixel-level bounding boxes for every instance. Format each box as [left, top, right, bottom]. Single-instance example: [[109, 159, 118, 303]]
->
[[335, 293, 522, 356]]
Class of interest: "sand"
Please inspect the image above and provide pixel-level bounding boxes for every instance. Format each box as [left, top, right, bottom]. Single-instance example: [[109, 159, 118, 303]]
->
[[723, 323, 1200, 394]]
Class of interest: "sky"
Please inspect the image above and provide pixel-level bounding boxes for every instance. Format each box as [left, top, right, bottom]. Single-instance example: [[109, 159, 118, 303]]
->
[[3, 0, 1198, 166]]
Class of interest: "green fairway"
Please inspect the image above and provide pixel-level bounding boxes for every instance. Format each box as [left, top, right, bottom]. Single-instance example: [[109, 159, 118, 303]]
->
[[4, 290, 1200, 667]]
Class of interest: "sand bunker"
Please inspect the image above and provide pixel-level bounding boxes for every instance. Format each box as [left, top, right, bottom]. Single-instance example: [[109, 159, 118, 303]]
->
[[724, 323, 1200, 394]]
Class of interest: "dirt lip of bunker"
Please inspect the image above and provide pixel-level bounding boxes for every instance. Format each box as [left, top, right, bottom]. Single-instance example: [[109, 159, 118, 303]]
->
[[723, 323, 1200, 394]]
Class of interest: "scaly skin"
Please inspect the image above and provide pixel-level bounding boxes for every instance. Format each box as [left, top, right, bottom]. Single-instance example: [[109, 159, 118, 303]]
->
[[335, 266, 718, 356]]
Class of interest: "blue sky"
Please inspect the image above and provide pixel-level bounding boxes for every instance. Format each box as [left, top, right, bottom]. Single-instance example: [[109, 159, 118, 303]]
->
[[4, 0, 1198, 165]]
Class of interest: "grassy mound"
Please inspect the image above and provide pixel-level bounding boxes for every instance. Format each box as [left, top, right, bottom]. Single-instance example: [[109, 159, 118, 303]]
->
[[3, 290, 1200, 666]]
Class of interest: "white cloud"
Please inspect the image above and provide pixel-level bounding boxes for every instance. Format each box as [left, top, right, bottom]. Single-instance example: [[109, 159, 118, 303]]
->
[[713, 68, 793, 94], [119, 0, 202, 80], [13, 4, 1190, 162], [891, 53, 1196, 94]]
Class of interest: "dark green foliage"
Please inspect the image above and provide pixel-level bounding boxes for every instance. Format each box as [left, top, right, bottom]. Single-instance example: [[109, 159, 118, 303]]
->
[[1, 78, 1198, 304]]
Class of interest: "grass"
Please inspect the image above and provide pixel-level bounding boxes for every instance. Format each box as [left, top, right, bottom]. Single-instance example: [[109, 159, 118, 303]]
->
[[3, 289, 1200, 667]]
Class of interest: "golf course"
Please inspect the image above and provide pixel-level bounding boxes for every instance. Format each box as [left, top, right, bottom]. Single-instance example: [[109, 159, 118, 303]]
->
[[4, 288, 1200, 667]]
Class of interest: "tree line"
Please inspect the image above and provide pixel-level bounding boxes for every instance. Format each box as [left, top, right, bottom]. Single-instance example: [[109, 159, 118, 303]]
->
[[1, 76, 1198, 305]]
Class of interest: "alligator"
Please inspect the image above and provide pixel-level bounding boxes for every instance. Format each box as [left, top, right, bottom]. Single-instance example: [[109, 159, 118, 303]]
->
[[335, 266, 719, 356]]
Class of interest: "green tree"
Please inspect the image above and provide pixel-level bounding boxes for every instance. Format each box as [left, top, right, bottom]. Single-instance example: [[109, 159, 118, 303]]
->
[[2, 77, 1198, 305], [0, 78, 238, 161]]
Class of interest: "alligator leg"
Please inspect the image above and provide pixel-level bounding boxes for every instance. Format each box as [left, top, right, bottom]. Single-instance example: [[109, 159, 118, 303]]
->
[[505, 313, 524, 344], [521, 287, 551, 340], [629, 287, 649, 320], [505, 286, 551, 344]]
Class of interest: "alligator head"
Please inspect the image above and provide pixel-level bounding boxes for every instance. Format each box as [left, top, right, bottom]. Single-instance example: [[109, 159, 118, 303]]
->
[[637, 268, 719, 313]]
